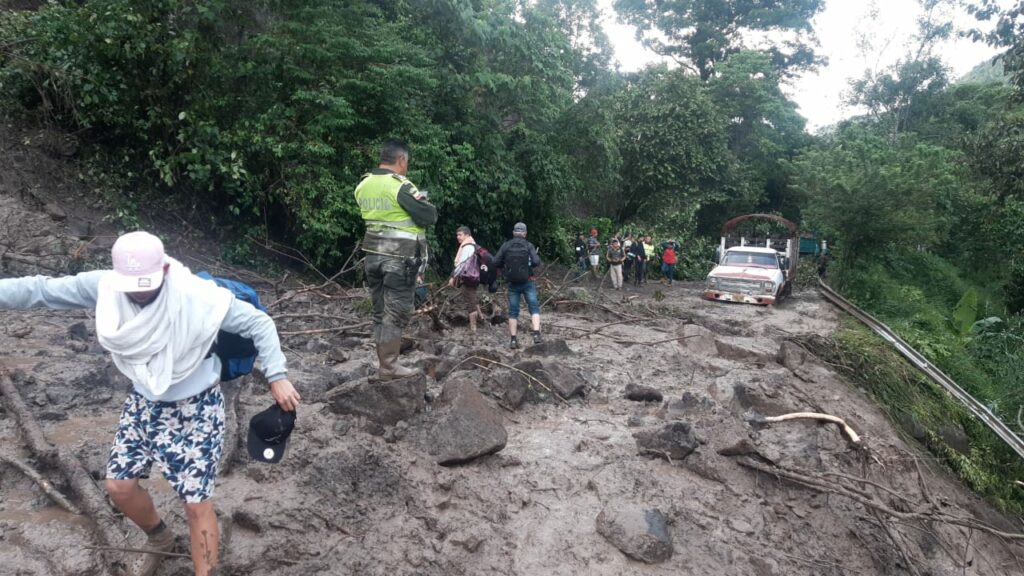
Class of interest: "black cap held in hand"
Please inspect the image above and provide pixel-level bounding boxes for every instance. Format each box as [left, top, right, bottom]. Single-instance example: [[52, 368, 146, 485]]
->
[[247, 404, 296, 464]]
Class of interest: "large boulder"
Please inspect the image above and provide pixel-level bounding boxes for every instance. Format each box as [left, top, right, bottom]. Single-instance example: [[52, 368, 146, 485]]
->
[[677, 324, 717, 357], [512, 359, 586, 400], [624, 383, 663, 403], [325, 374, 427, 427], [479, 368, 531, 409], [595, 505, 674, 564], [412, 376, 507, 465], [633, 421, 698, 462]]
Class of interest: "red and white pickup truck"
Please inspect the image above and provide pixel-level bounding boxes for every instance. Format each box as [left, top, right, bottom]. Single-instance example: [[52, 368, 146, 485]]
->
[[703, 246, 791, 306]]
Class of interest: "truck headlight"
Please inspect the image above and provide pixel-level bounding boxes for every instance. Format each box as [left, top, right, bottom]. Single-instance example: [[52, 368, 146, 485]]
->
[[707, 277, 719, 288], [762, 281, 775, 292]]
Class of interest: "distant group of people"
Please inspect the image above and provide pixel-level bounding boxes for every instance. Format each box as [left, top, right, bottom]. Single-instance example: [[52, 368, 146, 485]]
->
[[575, 230, 680, 290]]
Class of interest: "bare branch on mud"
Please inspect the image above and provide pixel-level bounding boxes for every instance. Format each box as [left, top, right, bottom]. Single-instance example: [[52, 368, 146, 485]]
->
[[246, 235, 330, 282], [0, 251, 61, 272], [748, 411, 862, 446], [265, 241, 364, 310], [278, 321, 372, 337], [553, 317, 663, 339], [735, 457, 1024, 541], [0, 452, 81, 515], [84, 545, 191, 559], [1, 368, 127, 576], [553, 299, 642, 320]]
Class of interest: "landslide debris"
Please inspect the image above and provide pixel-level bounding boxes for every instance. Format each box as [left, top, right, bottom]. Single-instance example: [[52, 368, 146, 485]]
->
[[2, 126, 1023, 576]]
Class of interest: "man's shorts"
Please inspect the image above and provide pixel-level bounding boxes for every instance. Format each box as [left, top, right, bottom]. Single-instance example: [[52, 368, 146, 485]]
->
[[107, 386, 225, 504]]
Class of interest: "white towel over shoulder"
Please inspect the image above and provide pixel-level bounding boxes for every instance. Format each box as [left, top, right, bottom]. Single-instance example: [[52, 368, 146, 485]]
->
[[95, 257, 233, 397]]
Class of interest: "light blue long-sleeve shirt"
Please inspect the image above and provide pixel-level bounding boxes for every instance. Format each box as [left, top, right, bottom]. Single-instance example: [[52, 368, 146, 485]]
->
[[0, 271, 288, 401]]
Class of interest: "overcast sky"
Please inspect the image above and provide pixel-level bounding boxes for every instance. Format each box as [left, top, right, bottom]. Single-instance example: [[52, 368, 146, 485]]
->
[[599, 0, 1004, 131]]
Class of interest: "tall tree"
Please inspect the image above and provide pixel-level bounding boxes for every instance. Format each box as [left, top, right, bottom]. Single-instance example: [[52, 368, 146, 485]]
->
[[615, 66, 730, 224], [612, 0, 825, 80]]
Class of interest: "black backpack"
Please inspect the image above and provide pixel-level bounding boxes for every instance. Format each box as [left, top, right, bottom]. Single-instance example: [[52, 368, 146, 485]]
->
[[503, 239, 532, 284]]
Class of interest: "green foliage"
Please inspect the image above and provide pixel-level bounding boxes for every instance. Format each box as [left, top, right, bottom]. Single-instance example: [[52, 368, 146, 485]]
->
[[1004, 262, 1024, 315], [951, 288, 979, 336], [615, 67, 731, 223], [792, 126, 960, 264], [613, 0, 826, 80]]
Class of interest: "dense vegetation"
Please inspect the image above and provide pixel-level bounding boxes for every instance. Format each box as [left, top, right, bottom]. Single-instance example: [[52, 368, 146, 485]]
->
[[2, 0, 1024, 510]]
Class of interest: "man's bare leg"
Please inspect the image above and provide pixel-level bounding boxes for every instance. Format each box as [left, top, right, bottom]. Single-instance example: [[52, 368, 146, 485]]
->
[[185, 500, 219, 576], [106, 479, 161, 531]]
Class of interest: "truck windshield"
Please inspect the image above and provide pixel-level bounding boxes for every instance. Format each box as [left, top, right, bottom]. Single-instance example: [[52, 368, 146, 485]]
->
[[722, 252, 778, 267]]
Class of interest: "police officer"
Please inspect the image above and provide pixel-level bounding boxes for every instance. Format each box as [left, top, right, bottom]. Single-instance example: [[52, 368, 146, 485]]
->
[[355, 139, 437, 380]]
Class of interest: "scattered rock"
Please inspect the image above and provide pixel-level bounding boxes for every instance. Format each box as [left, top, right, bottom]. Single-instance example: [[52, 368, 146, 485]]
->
[[448, 529, 486, 553], [939, 422, 970, 455], [595, 505, 673, 564], [899, 413, 928, 442], [67, 321, 90, 341], [451, 349, 504, 375], [325, 374, 427, 427], [327, 348, 350, 364], [232, 510, 262, 533], [624, 383, 663, 403], [633, 421, 698, 461], [43, 202, 66, 221], [664, 392, 714, 419], [715, 338, 772, 362], [512, 359, 586, 400], [66, 340, 89, 353], [716, 439, 760, 457], [479, 367, 530, 409], [330, 361, 372, 385], [522, 339, 572, 357], [306, 338, 331, 353], [565, 287, 591, 302], [677, 324, 717, 356], [7, 323, 32, 338], [410, 376, 506, 465]]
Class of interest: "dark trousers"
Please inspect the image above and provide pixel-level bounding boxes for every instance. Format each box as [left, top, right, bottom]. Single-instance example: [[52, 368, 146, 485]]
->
[[634, 261, 646, 285], [365, 253, 415, 343], [623, 259, 633, 283]]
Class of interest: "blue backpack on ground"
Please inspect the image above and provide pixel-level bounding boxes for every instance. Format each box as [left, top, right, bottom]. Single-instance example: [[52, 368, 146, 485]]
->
[[196, 272, 266, 382]]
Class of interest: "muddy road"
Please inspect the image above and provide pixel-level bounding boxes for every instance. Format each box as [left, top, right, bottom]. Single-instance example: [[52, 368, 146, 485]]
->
[[1, 127, 1022, 575]]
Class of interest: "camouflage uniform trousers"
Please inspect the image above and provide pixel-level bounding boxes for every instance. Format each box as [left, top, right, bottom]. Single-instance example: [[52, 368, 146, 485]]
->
[[365, 252, 416, 344]]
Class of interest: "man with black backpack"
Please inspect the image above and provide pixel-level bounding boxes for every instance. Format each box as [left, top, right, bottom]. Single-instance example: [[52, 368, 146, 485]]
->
[[492, 222, 543, 349], [0, 231, 299, 576]]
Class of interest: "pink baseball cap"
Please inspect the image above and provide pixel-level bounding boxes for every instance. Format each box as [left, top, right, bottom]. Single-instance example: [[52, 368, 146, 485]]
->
[[110, 231, 167, 293]]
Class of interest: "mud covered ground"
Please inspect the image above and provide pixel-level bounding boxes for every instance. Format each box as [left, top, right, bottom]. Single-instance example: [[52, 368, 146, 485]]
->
[[1, 125, 1023, 575]]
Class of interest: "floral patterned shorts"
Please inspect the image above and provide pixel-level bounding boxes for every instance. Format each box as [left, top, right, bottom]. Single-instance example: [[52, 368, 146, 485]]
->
[[106, 386, 225, 504]]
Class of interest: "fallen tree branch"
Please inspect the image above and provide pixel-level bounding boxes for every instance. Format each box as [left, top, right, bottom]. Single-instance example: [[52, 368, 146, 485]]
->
[[0, 452, 81, 514], [1, 369, 126, 575], [278, 321, 372, 337], [0, 251, 62, 272], [748, 411, 862, 446], [265, 242, 364, 309], [84, 545, 190, 559], [735, 457, 1024, 541]]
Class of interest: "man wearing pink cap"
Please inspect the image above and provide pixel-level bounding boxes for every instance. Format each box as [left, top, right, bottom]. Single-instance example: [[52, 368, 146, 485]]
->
[[0, 231, 300, 576]]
